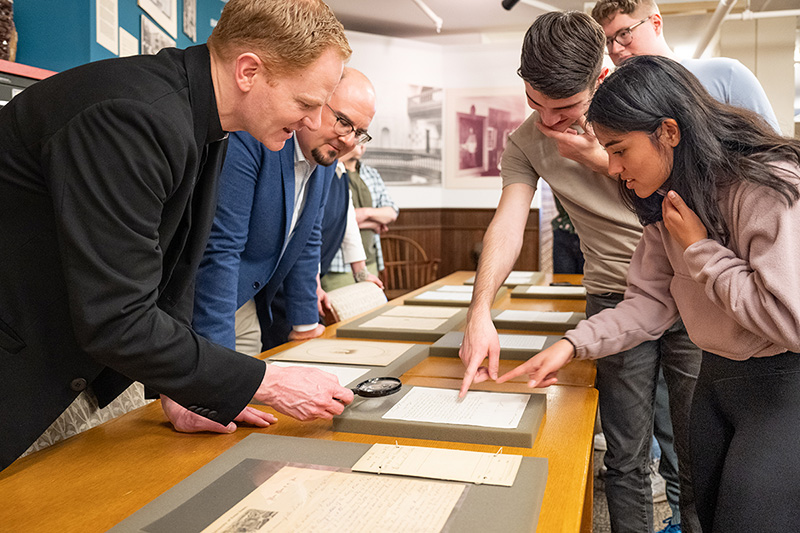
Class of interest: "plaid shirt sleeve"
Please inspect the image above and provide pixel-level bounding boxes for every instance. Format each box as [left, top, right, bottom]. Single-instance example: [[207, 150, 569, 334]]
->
[[360, 164, 397, 272]]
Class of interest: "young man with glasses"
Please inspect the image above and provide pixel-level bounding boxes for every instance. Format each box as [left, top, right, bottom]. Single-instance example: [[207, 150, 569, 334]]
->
[[193, 67, 379, 356], [458, 11, 703, 533], [593, 0, 778, 131]]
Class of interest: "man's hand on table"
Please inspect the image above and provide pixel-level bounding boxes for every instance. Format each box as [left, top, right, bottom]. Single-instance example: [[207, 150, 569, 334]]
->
[[458, 310, 501, 397], [160, 395, 277, 434], [288, 323, 325, 341], [255, 364, 354, 421]]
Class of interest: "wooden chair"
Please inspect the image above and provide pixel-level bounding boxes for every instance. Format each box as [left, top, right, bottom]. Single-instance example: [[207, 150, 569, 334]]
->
[[323, 281, 388, 325], [380, 234, 440, 300]]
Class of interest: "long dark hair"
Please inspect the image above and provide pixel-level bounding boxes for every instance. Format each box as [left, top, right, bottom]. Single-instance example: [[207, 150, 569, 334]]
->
[[587, 55, 800, 244]]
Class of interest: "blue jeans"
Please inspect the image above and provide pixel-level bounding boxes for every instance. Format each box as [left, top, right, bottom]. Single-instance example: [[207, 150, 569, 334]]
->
[[588, 292, 701, 533], [653, 368, 682, 521]]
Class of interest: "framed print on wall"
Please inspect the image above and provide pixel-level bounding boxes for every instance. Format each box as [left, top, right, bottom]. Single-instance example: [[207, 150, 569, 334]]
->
[[138, 0, 178, 38], [444, 87, 527, 189]]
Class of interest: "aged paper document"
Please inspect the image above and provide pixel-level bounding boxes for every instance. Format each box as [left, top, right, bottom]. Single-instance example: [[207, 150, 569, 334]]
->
[[495, 310, 572, 323], [382, 387, 530, 429], [497, 334, 547, 351], [382, 306, 461, 319], [352, 443, 522, 487], [267, 361, 369, 387], [358, 316, 448, 331], [201, 466, 464, 533], [268, 339, 415, 366]]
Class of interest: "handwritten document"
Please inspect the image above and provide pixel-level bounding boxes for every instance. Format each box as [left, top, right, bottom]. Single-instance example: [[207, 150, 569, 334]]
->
[[382, 306, 461, 319], [359, 316, 448, 331], [352, 443, 522, 487], [267, 362, 369, 388], [382, 387, 530, 429], [496, 310, 572, 324], [201, 466, 464, 533], [497, 334, 547, 351]]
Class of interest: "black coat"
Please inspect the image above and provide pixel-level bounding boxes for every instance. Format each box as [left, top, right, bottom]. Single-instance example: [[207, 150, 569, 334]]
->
[[0, 45, 265, 470]]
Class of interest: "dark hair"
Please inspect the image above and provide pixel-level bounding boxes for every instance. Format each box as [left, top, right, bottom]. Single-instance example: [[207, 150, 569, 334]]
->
[[587, 55, 800, 243], [518, 11, 606, 99], [591, 0, 656, 26]]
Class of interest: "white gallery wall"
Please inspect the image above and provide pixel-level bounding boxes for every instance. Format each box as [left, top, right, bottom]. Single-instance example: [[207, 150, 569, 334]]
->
[[345, 30, 533, 209]]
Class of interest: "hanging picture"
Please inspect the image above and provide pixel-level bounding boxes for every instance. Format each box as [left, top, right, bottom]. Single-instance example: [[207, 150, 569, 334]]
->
[[138, 0, 177, 38], [444, 87, 527, 189], [140, 14, 176, 55], [361, 84, 444, 187], [183, 0, 196, 42]]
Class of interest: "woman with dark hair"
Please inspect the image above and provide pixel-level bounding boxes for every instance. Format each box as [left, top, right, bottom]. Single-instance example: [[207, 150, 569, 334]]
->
[[498, 55, 800, 531]]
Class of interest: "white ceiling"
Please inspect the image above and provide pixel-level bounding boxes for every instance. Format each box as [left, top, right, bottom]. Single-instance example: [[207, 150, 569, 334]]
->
[[325, 0, 799, 40]]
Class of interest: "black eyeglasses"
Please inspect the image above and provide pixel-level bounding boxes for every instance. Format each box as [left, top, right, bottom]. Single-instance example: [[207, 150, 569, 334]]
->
[[326, 104, 372, 145], [605, 16, 652, 50]]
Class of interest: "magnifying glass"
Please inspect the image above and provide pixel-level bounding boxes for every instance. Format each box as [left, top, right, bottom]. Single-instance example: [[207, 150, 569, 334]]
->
[[350, 377, 402, 398]]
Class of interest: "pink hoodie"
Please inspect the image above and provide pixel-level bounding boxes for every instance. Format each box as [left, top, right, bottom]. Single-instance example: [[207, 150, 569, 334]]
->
[[567, 162, 800, 361]]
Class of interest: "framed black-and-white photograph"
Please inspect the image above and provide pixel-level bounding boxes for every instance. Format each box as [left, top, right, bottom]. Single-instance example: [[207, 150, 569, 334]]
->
[[182, 0, 196, 42], [140, 15, 176, 55], [138, 0, 177, 38], [360, 84, 444, 187], [445, 87, 527, 189]]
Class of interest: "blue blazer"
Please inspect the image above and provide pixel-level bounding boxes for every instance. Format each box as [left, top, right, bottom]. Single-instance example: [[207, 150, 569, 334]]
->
[[193, 131, 334, 349]]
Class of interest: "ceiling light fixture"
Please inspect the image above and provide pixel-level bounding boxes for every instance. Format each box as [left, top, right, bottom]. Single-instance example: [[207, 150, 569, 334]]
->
[[411, 0, 443, 33], [502, 0, 560, 12]]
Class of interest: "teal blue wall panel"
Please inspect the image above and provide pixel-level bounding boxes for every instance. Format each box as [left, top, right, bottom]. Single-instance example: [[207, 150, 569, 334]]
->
[[15, 2, 91, 72], [14, 0, 226, 72]]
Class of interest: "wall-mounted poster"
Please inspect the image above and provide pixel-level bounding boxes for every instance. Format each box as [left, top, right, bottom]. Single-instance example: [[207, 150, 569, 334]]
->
[[138, 0, 177, 38], [445, 87, 527, 189], [360, 84, 444, 187], [183, 0, 196, 42], [141, 15, 176, 55]]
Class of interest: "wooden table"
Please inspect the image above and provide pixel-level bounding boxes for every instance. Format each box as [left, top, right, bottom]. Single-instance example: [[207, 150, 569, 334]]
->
[[0, 271, 597, 533]]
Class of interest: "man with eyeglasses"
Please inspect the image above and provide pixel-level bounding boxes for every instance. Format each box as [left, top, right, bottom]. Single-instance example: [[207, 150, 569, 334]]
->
[[592, 0, 778, 133], [193, 67, 378, 359]]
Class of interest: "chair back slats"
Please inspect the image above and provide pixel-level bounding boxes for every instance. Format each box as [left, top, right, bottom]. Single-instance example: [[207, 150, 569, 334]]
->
[[379, 235, 440, 299]]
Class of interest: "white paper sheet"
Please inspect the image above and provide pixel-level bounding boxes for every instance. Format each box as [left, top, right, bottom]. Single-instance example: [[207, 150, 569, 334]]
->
[[524, 285, 586, 296], [201, 466, 464, 533], [496, 334, 547, 351], [434, 285, 474, 293], [352, 443, 522, 487], [505, 272, 540, 283], [118, 27, 139, 57], [414, 291, 473, 302], [96, 0, 119, 55], [267, 361, 369, 387], [359, 316, 448, 331], [382, 306, 461, 319], [495, 310, 572, 323], [382, 387, 530, 429]]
